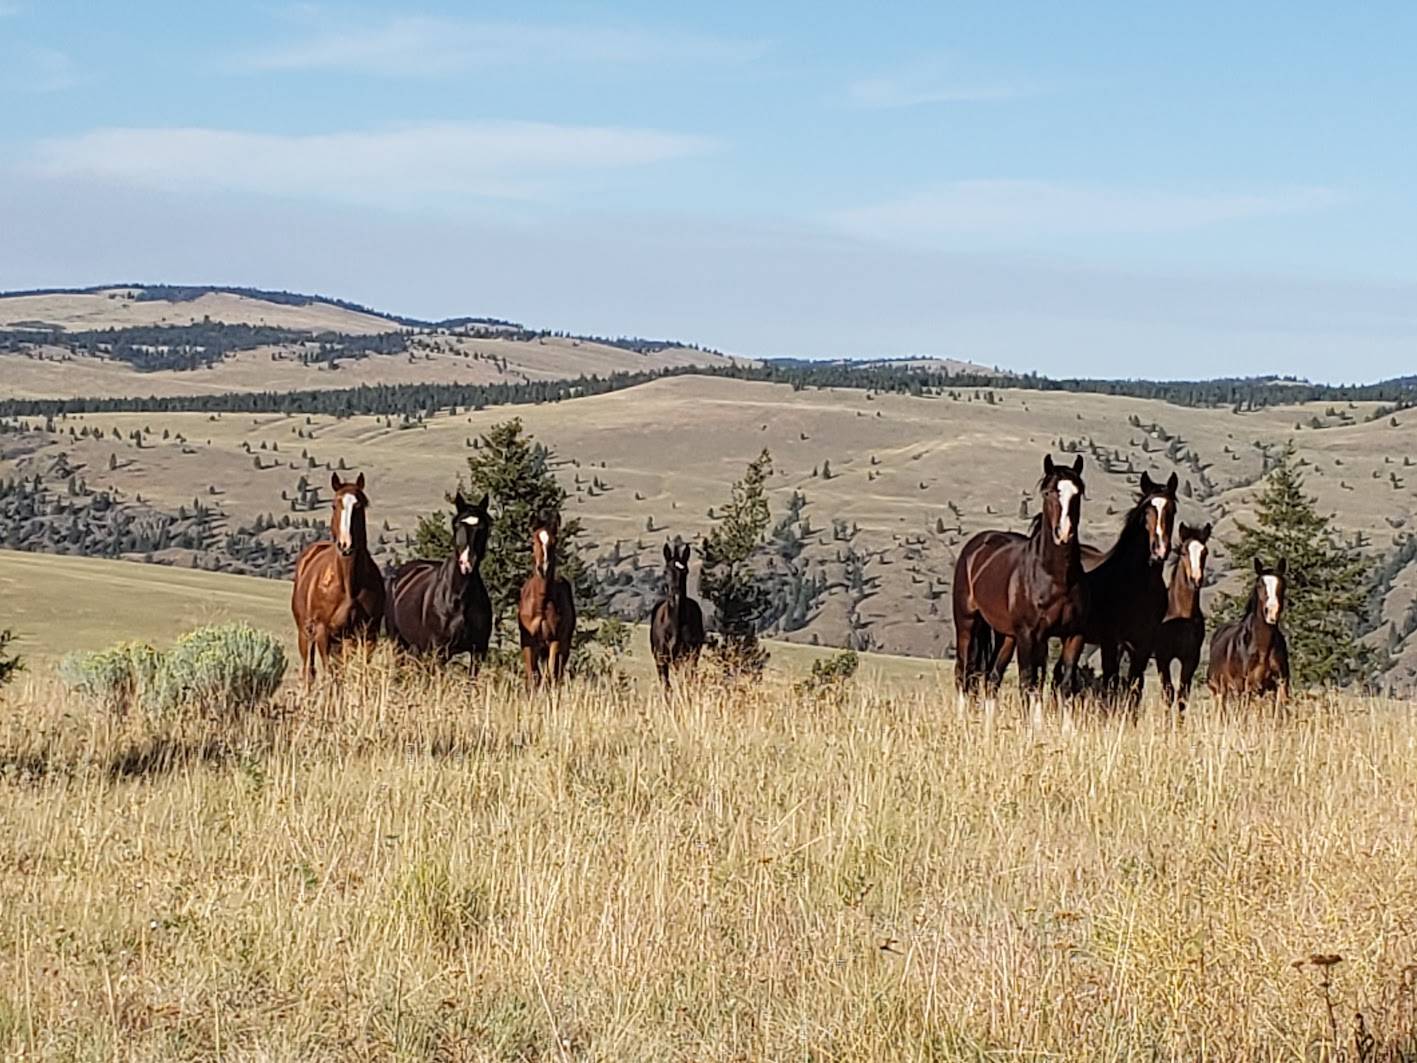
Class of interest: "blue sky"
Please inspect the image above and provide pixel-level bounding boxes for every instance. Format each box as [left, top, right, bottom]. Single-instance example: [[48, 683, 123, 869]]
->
[[2, 2, 1414, 380]]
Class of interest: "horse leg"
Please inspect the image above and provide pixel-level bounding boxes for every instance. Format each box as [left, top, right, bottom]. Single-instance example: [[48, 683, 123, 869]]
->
[[547, 641, 563, 685], [1098, 641, 1121, 709], [522, 645, 538, 693], [954, 614, 979, 701], [313, 625, 333, 685], [1056, 634, 1086, 702], [1176, 655, 1196, 715], [1155, 653, 1176, 709], [986, 634, 1015, 696], [298, 625, 315, 688], [657, 658, 671, 693], [1014, 633, 1045, 724], [1124, 647, 1148, 715]]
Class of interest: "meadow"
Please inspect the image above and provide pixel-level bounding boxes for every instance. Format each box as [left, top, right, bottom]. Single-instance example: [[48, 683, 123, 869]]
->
[[2, 656, 1416, 1060]]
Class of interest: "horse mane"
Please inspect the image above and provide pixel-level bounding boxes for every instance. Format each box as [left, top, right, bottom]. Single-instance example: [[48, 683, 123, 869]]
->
[[1027, 513, 1045, 537]]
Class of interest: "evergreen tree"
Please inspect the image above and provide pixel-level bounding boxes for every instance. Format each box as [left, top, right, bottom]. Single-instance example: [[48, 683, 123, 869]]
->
[[0, 630, 22, 688], [414, 418, 595, 634], [1214, 444, 1374, 686], [700, 449, 773, 675]]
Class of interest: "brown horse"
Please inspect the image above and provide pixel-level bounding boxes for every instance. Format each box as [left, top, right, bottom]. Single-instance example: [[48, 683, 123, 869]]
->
[[952, 454, 1089, 710], [517, 516, 577, 690], [1068, 471, 1178, 710], [1208, 558, 1290, 706], [291, 472, 385, 685], [1153, 521, 1211, 713]]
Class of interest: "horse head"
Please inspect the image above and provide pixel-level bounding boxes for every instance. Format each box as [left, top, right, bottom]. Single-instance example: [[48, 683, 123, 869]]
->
[[532, 515, 560, 579], [330, 472, 369, 557], [1138, 471, 1179, 565], [1253, 556, 1288, 625], [1040, 454, 1086, 546], [452, 492, 491, 575], [662, 541, 691, 605], [1177, 521, 1212, 584]]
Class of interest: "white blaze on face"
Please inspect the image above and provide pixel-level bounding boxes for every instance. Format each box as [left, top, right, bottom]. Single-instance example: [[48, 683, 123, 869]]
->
[[461, 515, 480, 527], [1187, 539, 1207, 582], [459, 547, 472, 574], [1150, 496, 1171, 558], [1054, 479, 1079, 543], [338, 494, 358, 549], [1261, 574, 1281, 623]]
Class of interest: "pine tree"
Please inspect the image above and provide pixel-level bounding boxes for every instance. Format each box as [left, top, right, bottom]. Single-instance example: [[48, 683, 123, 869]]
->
[[1214, 444, 1374, 686], [0, 629, 23, 688], [414, 418, 596, 636], [700, 449, 773, 675]]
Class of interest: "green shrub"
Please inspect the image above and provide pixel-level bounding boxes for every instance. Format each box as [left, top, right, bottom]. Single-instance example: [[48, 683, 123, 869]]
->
[[153, 623, 287, 713], [58, 641, 163, 714], [59, 623, 286, 715]]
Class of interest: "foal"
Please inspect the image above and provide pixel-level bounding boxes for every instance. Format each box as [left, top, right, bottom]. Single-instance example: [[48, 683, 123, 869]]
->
[[1153, 521, 1210, 713], [385, 492, 493, 668], [649, 541, 705, 690], [517, 517, 577, 690], [291, 472, 385, 686], [1208, 558, 1290, 707]]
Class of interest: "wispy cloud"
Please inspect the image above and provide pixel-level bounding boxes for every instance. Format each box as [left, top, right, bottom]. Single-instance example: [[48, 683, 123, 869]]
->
[[833, 180, 1344, 240], [27, 122, 717, 208], [847, 75, 1033, 108], [845, 58, 1040, 109], [235, 15, 764, 76], [1, 46, 81, 92]]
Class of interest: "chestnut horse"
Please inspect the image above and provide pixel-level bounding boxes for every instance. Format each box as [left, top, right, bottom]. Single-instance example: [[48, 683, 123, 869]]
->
[[517, 517, 577, 690], [952, 454, 1089, 710], [1208, 558, 1290, 706], [649, 541, 705, 690], [291, 472, 385, 685], [384, 492, 493, 669], [1153, 521, 1211, 713], [1068, 471, 1178, 710]]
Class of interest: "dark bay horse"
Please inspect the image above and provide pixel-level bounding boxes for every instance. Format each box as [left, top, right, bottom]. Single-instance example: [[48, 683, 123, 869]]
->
[[517, 516, 577, 690], [952, 454, 1089, 710], [1153, 521, 1211, 712], [385, 492, 493, 668], [291, 472, 385, 685], [1069, 471, 1178, 709], [650, 541, 706, 690], [1208, 558, 1290, 706]]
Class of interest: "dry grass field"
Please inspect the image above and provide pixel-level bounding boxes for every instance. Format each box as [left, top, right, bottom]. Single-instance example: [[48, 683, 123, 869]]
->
[[5, 375, 1416, 683], [2, 659, 1416, 1060]]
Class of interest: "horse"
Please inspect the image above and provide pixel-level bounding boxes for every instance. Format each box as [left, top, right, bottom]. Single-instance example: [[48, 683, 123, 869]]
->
[[1068, 471, 1178, 710], [1208, 558, 1290, 707], [517, 516, 577, 690], [384, 492, 493, 669], [649, 541, 706, 690], [952, 454, 1089, 711], [291, 472, 385, 686], [1153, 521, 1211, 713]]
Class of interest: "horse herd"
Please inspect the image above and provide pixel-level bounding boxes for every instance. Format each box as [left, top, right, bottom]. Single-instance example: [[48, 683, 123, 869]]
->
[[290, 472, 702, 690], [292, 460, 1291, 708]]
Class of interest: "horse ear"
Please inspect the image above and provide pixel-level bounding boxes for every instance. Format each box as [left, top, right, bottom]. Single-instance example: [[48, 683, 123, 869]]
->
[[1043, 454, 1055, 476], [1166, 472, 1178, 495], [477, 493, 489, 511], [1179, 521, 1192, 539], [1254, 557, 1265, 575], [355, 472, 365, 491], [1277, 557, 1288, 575], [1201, 522, 1212, 541], [1072, 455, 1084, 474], [680, 543, 692, 563], [330, 471, 342, 492], [663, 543, 673, 564], [1140, 471, 1157, 494], [454, 491, 468, 510]]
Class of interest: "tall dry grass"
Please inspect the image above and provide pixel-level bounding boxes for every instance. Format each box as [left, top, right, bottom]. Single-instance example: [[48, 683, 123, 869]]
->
[[2, 658, 1417, 1061]]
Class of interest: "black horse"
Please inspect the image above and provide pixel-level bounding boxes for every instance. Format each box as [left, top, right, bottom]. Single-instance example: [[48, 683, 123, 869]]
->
[[384, 492, 493, 668], [649, 541, 706, 690], [952, 454, 1089, 710], [1066, 471, 1178, 709]]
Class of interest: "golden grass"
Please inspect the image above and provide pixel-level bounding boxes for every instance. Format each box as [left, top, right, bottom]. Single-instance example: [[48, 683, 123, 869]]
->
[[3, 659, 1417, 1060]]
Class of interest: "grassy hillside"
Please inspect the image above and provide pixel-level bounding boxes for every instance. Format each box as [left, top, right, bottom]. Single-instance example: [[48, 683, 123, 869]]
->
[[2, 667, 1415, 1058], [4, 375, 1415, 685]]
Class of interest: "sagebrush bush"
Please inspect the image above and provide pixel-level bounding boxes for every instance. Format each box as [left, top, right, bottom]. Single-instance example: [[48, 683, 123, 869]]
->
[[154, 622, 286, 713], [57, 640, 163, 713], [58, 623, 285, 715]]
